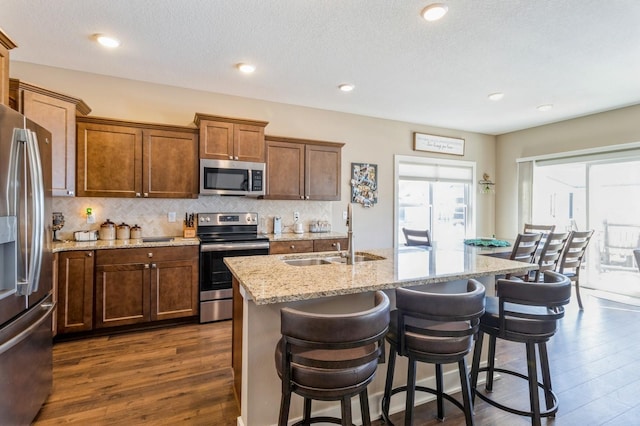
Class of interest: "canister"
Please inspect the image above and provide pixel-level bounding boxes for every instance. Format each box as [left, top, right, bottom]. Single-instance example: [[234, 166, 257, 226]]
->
[[130, 224, 142, 239], [116, 222, 130, 240], [99, 219, 116, 240]]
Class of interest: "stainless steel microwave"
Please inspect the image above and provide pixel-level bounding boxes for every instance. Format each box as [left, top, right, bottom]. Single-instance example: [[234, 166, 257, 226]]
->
[[200, 159, 265, 196]]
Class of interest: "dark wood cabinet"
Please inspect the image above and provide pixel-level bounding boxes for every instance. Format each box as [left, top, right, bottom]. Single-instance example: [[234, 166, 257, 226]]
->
[[57, 251, 95, 334], [76, 117, 198, 198], [0, 30, 16, 106], [269, 240, 314, 254], [269, 238, 348, 254], [10, 79, 91, 196], [313, 238, 348, 252], [265, 135, 344, 201], [95, 246, 198, 329], [194, 113, 268, 162]]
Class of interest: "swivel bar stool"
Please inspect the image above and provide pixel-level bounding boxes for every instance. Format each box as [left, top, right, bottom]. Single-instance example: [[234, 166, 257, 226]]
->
[[470, 271, 570, 426], [381, 280, 485, 426], [275, 291, 390, 426]]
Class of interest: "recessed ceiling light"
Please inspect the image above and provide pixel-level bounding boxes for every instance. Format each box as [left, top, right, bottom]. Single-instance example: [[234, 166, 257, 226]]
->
[[488, 92, 504, 101], [338, 84, 355, 92], [237, 63, 256, 74], [537, 104, 554, 112], [421, 3, 449, 21], [95, 34, 120, 48]]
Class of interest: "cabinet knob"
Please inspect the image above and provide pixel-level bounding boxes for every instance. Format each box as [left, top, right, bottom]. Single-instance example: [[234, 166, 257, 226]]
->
[[150, 263, 157, 269], [234, 156, 239, 160], [300, 196, 304, 200], [86, 252, 93, 257], [305, 195, 310, 200], [67, 190, 74, 195], [144, 264, 150, 269], [144, 193, 149, 197], [290, 245, 295, 249], [136, 193, 141, 197], [228, 155, 233, 160], [148, 252, 153, 258]]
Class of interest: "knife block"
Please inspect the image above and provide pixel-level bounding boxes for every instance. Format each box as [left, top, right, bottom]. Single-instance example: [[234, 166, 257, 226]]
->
[[183, 222, 196, 238]]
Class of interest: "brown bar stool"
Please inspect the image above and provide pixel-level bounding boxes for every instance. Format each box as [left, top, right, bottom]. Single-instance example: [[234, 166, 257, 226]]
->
[[470, 271, 571, 426], [381, 280, 486, 426], [275, 291, 390, 426]]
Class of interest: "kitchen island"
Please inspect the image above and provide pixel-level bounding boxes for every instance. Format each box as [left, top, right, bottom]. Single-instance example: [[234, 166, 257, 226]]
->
[[225, 244, 535, 426]]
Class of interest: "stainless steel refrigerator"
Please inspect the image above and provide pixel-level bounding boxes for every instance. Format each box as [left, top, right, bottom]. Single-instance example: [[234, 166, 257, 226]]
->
[[0, 103, 54, 425]]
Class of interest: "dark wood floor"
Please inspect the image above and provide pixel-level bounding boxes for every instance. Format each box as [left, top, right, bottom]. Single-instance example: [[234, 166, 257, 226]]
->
[[34, 291, 640, 425]]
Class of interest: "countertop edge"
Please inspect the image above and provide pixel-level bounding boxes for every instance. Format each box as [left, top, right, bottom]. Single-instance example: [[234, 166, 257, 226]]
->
[[52, 237, 200, 253]]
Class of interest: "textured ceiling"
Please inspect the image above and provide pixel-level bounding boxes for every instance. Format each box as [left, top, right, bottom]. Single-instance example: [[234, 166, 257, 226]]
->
[[3, 0, 640, 135]]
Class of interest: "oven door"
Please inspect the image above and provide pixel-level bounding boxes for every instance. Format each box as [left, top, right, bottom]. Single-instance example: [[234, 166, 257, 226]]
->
[[199, 241, 269, 322]]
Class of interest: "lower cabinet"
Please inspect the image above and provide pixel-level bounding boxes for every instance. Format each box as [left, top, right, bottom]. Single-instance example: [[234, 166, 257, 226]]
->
[[57, 250, 95, 334], [269, 238, 348, 254], [94, 246, 199, 329]]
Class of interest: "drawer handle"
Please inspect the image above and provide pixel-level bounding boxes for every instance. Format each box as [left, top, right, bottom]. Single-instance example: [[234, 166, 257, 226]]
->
[[290, 245, 295, 249]]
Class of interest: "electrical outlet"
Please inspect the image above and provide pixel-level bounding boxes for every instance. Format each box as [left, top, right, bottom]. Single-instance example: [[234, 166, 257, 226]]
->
[[343, 211, 348, 220], [293, 211, 300, 222], [86, 214, 95, 224], [168, 212, 176, 222]]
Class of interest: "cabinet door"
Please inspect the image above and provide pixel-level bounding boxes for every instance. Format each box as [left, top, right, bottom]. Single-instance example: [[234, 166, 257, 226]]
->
[[150, 257, 198, 321], [313, 238, 349, 252], [95, 262, 150, 328], [269, 240, 314, 254], [199, 120, 234, 160], [22, 90, 77, 196], [57, 251, 95, 334], [265, 140, 305, 200], [306, 144, 342, 201], [77, 122, 143, 197], [0, 43, 8, 106], [234, 124, 265, 162], [143, 128, 198, 198]]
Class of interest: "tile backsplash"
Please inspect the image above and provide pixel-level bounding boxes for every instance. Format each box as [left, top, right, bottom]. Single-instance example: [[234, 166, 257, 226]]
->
[[52, 197, 332, 241]]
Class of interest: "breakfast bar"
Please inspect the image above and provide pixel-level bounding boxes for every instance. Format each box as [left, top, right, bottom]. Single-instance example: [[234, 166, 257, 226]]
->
[[225, 245, 536, 426]]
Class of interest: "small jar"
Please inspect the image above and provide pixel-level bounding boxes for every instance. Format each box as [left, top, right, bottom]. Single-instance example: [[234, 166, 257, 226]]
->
[[99, 219, 116, 241], [130, 224, 142, 239], [116, 222, 130, 240]]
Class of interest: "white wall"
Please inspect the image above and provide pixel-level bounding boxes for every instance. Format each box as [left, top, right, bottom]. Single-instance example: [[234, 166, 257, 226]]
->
[[12, 61, 497, 249], [495, 104, 640, 238]]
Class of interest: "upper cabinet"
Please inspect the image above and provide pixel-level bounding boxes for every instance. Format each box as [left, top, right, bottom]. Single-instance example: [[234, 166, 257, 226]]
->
[[0, 29, 16, 106], [76, 116, 198, 198], [265, 135, 344, 201], [194, 113, 268, 162], [10, 79, 91, 196]]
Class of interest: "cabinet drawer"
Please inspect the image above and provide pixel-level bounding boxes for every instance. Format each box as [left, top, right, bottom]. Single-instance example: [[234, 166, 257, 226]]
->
[[269, 240, 314, 254], [313, 238, 348, 252], [96, 245, 197, 265]]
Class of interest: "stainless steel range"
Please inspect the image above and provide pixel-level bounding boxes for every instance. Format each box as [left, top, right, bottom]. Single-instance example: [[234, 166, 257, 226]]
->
[[197, 212, 269, 323]]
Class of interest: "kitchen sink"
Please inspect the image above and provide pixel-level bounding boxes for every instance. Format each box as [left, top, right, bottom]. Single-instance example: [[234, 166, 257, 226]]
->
[[283, 252, 385, 266], [284, 258, 333, 266], [324, 253, 386, 263]]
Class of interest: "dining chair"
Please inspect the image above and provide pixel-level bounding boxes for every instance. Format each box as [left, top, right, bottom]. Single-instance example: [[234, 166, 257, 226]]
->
[[556, 230, 594, 310], [523, 224, 556, 263], [402, 228, 431, 247], [506, 233, 543, 280], [530, 231, 571, 282]]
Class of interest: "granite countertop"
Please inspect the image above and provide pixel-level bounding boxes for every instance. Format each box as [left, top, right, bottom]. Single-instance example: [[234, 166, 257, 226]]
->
[[224, 245, 536, 305], [267, 232, 347, 241], [52, 237, 200, 253]]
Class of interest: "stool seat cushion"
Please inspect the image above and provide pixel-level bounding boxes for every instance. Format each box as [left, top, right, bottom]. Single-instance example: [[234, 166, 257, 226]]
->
[[386, 310, 474, 356], [275, 338, 378, 390], [481, 296, 558, 337]]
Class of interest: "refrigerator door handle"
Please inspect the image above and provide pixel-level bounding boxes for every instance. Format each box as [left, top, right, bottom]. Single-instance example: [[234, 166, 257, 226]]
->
[[7, 128, 28, 294], [0, 299, 55, 355], [25, 129, 44, 295]]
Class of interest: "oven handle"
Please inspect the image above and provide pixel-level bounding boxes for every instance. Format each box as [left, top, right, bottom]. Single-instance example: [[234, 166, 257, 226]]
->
[[200, 241, 270, 252]]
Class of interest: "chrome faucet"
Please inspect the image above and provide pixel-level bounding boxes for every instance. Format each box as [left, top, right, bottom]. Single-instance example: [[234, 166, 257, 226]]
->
[[345, 203, 355, 265]]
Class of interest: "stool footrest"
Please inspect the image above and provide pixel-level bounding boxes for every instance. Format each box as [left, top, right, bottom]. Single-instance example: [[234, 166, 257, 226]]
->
[[292, 416, 345, 426], [473, 366, 558, 418], [384, 384, 467, 418]]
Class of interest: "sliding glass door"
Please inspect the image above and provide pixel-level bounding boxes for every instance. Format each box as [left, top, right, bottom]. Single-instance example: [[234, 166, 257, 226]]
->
[[532, 157, 640, 298]]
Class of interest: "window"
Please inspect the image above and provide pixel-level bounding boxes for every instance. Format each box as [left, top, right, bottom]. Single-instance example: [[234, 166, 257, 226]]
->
[[395, 155, 476, 248]]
